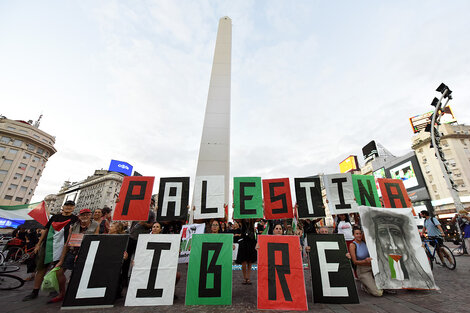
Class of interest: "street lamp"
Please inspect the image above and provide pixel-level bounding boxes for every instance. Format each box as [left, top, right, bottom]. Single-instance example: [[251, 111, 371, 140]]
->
[[427, 83, 464, 242]]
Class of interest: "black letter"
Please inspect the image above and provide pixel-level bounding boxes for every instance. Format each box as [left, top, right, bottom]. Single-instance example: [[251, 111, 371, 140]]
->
[[384, 183, 407, 208], [357, 180, 378, 207], [268, 243, 292, 301], [136, 242, 171, 298], [269, 182, 288, 214], [332, 178, 351, 210], [122, 181, 147, 215], [201, 181, 217, 214], [240, 182, 256, 215], [199, 242, 222, 297]]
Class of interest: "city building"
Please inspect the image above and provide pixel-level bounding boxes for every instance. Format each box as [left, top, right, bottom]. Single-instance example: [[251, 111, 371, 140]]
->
[[0, 115, 56, 206], [48, 169, 124, 214], [412, 123, 470, 216]]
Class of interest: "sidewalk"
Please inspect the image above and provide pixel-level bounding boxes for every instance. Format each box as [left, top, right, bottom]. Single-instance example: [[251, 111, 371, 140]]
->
[[2, 251, 469, 313]]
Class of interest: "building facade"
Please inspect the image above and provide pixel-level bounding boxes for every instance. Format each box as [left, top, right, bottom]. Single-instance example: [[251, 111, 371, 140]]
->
[[412, 123, 470, 216], [48, 169, 124, 214], [0, 116, 56, 206]]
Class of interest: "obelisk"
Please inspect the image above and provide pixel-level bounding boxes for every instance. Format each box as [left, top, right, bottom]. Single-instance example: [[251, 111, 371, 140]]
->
[[194, 17, 231, 209]]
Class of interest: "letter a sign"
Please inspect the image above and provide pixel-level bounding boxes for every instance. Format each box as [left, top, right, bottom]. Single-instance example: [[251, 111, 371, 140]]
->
[[257, 235, 308, 311]]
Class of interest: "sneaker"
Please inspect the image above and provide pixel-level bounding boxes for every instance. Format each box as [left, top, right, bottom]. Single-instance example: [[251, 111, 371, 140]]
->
[[47, 296, 63, 304], [22, 293, 38, 301]]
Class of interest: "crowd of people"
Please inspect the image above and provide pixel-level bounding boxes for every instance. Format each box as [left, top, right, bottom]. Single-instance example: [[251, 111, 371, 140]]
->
[[8, 198, 467, 304]]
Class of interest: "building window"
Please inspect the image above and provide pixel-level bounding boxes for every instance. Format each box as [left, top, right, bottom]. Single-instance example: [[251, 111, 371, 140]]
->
[[27, 144, 35, 151], [0, 147, 4, 153], [23, 152, 31, 159], [7, 126, 15, 130], [0, 170, 7, 175], [29, 166, 37, 173], [14, 173, 22, 180], [19, 163, 27, 170], [45, 151, 49, 157], [9, 184, 18, 190], [33, 134, 40, 139], [8, 149, 18, 155], [37, 148, 44, 155], [1, 136, 11, 144], [19, 129, 28, 134], [15, 197, 23, 202], [0, 182, 2, 188], [12, 139, 23, 147], [24, 176, 32, 182], [3, 159, 13, 167], [20, 186, 27, 192], [4, 195, 12, 200], [32, 156, 40, 163]]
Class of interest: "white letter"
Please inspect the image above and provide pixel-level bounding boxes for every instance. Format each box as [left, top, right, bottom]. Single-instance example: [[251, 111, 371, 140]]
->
[[316, 241, 349, 297], [300, 182, 316, 215], [76, 241, 106, 299]]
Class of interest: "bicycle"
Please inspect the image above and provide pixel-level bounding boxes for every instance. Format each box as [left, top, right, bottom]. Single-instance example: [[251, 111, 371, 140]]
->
[[422, 236, 456, 270], [451, 239, 467, 256], [0, 249, 24, 290]]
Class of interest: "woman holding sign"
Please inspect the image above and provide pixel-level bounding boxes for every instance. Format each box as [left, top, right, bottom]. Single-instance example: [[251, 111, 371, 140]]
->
[[236, 220, 257, 285], [350, 227, 383, 297]]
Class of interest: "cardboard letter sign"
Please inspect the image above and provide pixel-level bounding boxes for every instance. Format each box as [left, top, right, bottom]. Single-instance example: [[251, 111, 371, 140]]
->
[[62, 235, 128, 309], [323, 173, 358, 214], [233, 177, 263, 219], [157, 177, 190, 221], [113, 176, 154, 221], [193, 175, 225, 220], [262, 178, 293, 220], [294, 177, 325, 219], [257, 235, 308, 311], [377, 178, 411, 208], [307, 234, 359, 303], [185, 234, 233, 305], [352, 174, 380, 207], [125, 234, 180, 306]]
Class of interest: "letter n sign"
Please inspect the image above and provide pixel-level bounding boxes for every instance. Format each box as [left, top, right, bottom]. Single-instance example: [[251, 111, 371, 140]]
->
[[257, 235, 308, 311], [263, 178, 293, 220], [185, 234, 233, 305], [307, 234, 358, 304], [113, 176, 155, 221], [352, 174, 380, 207], [377, 178, 412, 208]]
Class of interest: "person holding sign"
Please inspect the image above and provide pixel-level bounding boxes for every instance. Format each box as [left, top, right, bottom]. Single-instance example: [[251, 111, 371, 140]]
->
[[349, 227, 383, 297], [334, 214, 354, 252], [235, 220, 257, 285]]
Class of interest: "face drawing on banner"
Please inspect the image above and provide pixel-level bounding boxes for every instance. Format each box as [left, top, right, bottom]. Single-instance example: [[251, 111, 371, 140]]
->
[[360, 208, 436, 290]]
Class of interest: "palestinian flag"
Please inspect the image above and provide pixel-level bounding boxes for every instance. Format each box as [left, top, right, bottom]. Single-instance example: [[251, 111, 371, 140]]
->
[[27, 201, 49, 226], [388, 254, 409, 281], [0, 201, 48, 222], [44, 220, 71, 264]]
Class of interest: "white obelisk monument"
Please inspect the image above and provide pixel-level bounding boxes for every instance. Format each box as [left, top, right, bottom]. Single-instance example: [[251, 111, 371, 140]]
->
[[193, 17, 231, 215]]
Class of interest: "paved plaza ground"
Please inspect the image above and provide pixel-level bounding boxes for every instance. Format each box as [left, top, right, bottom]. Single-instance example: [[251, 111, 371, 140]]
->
[[1, 245, 469, 313]]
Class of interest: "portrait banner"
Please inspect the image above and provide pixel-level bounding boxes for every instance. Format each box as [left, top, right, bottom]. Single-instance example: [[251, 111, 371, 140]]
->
[[307, 234, 359, 304], [351, 174, 380, 207], [323, 173, 358, 214], [257, 235, 308, 311], [262, 178, 294, 220], [233, 177, 263, 219], [294, 177, 325, 219], [376, 178, 412, 208], [125, 234, 180, 306], [157, 177, 190, 221], [185, 234, 233, 305], [193, 175, 225, 220], [62, 235, 128, 309], [113, 176, 154, 221], [179, 223, 206, 263], [359, 206, 437, 290]]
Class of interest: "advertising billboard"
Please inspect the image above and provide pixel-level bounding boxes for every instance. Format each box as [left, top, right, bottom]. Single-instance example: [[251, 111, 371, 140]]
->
[[389, 160, 418, 189], [339, 155, 359, 173], [409, 106, 457, 133], [362, 141, 378, 160], [109, 160, 133, 176]]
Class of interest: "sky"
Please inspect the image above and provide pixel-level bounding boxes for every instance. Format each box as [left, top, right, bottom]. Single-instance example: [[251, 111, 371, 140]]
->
[[1, 0, 469, 203]]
